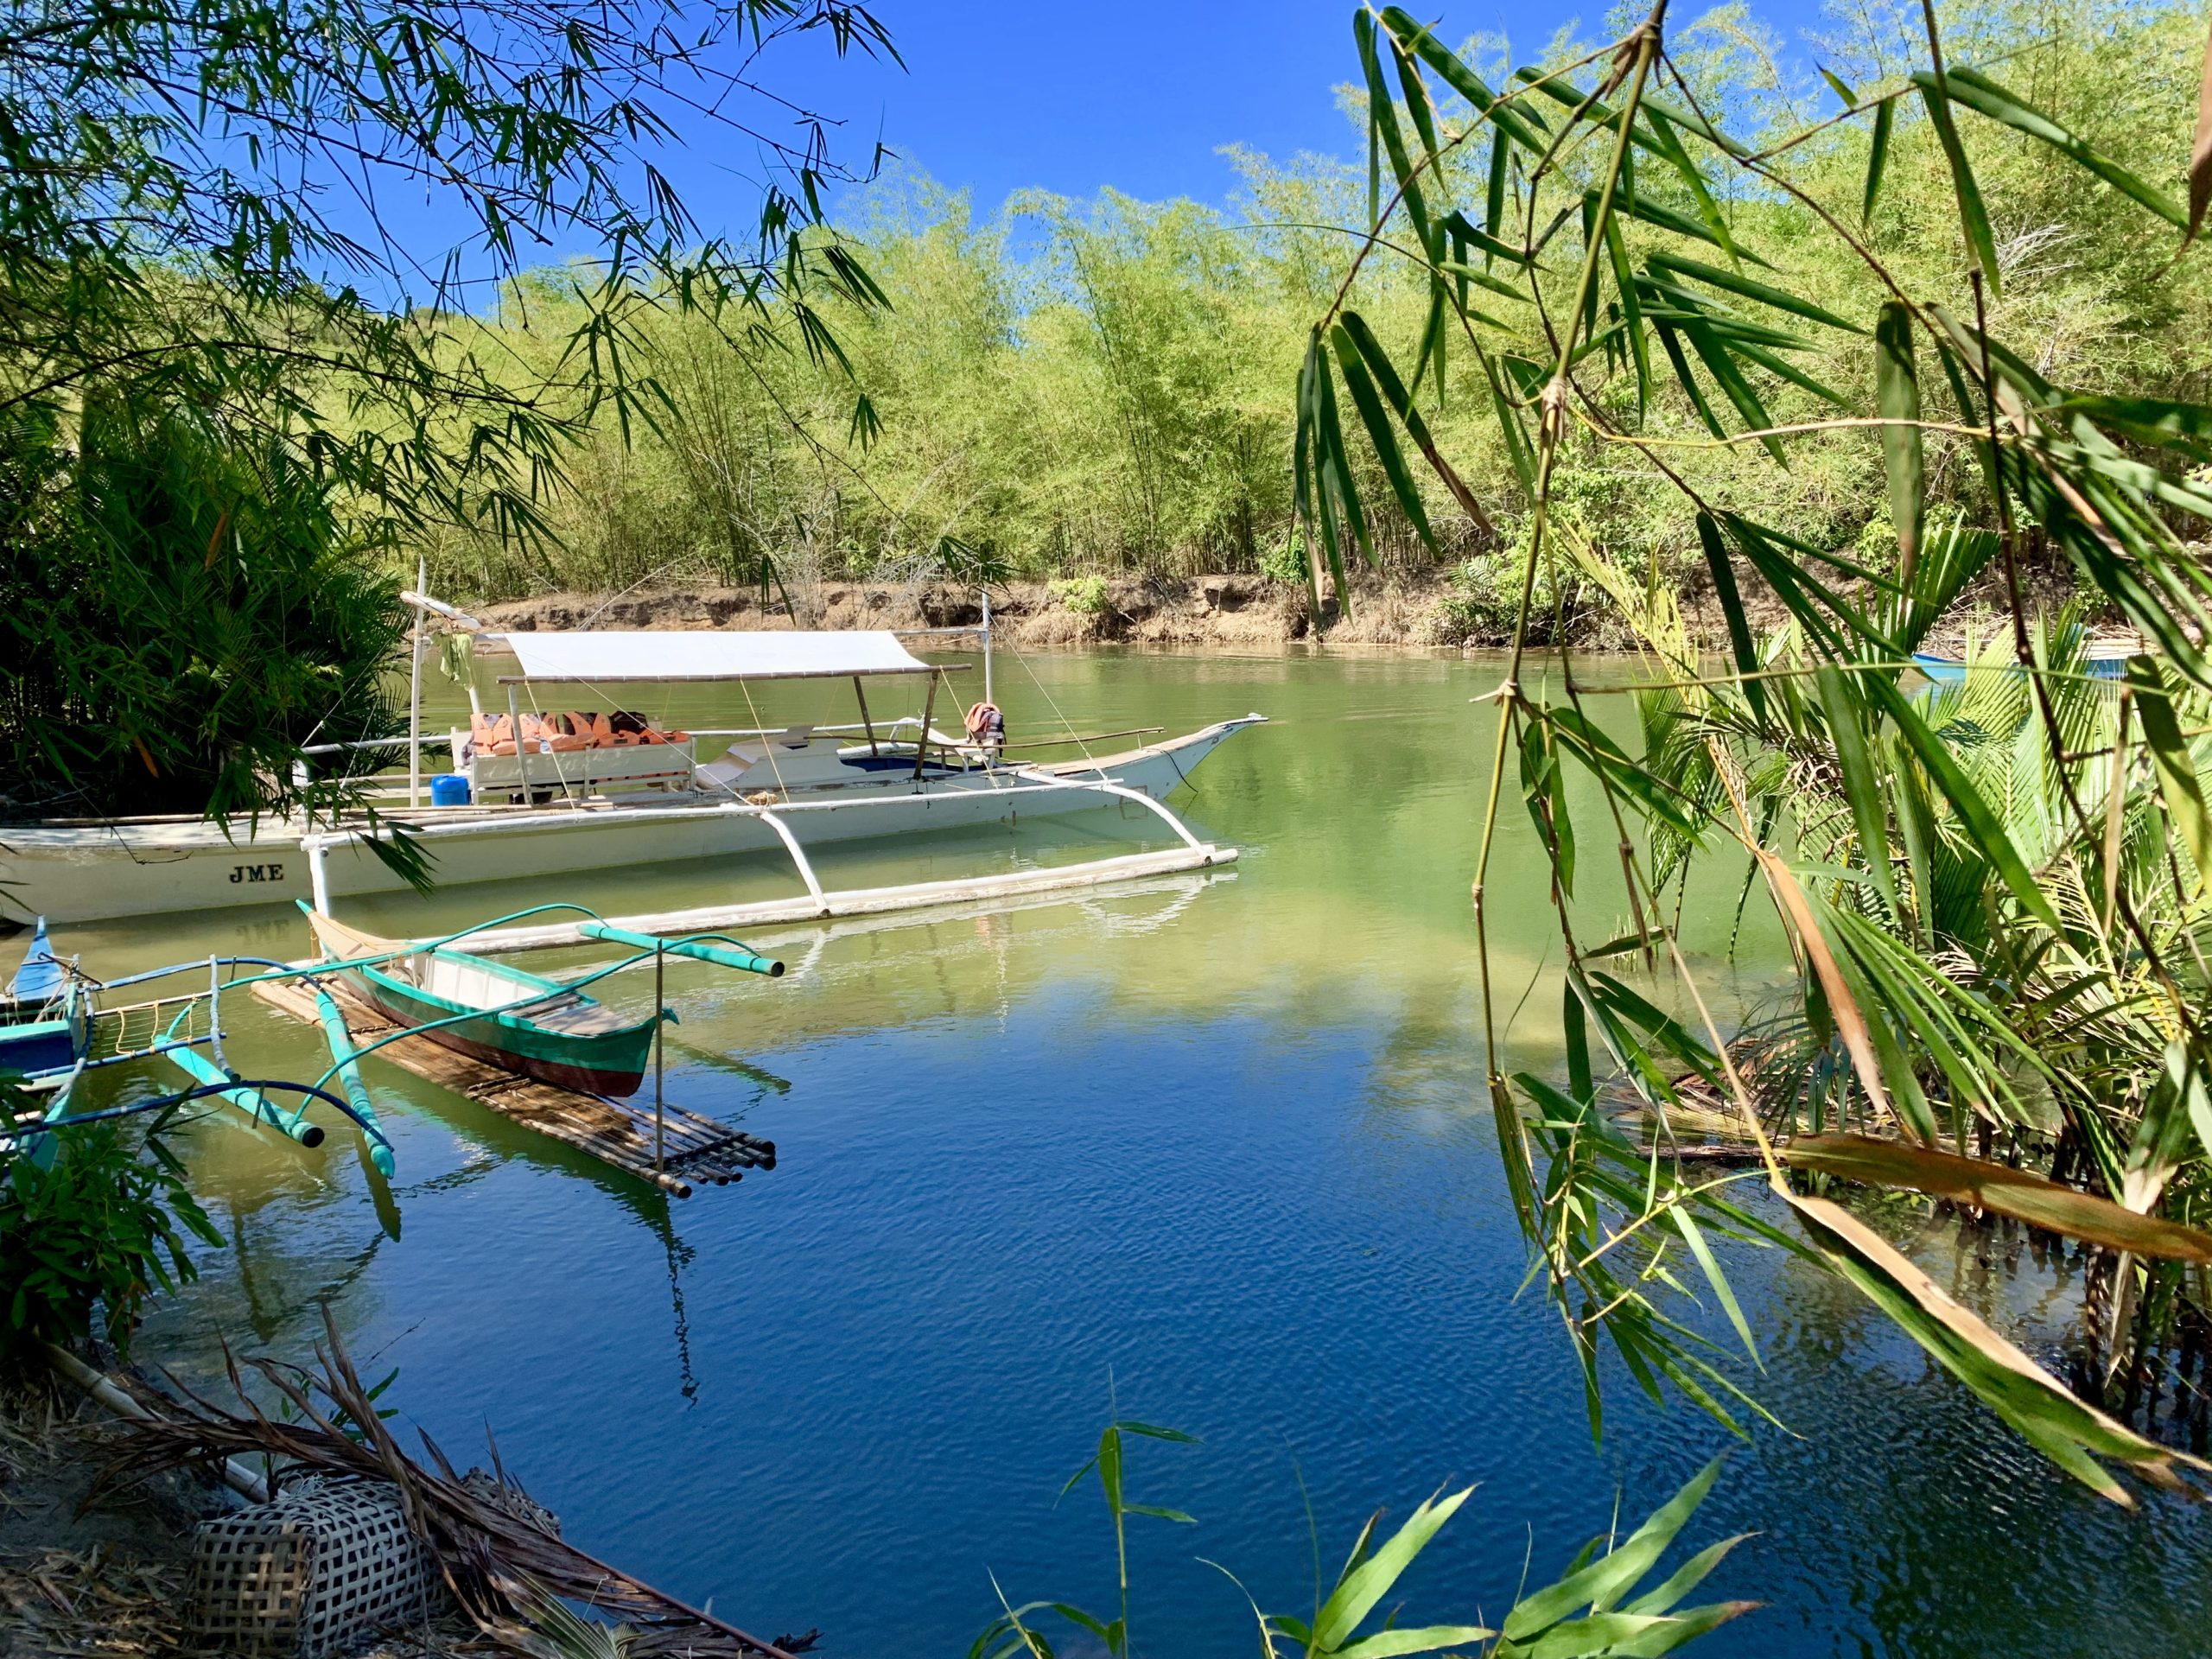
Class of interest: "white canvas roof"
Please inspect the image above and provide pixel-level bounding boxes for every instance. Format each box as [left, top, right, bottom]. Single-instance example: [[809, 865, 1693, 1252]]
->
[[480, 630, 939, 683]]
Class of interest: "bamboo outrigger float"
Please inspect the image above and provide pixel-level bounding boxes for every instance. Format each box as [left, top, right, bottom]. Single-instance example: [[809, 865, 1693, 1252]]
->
[[0, 919, 396, 1175], [1, 605, 1260, 924]]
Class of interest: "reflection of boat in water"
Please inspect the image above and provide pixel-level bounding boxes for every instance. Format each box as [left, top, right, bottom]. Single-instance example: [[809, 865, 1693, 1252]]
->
[[3, 618, 1260, 923]]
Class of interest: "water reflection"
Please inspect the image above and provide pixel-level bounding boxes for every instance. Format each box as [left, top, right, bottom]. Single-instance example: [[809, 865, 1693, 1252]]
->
[[101, 648, 2212, 1658]]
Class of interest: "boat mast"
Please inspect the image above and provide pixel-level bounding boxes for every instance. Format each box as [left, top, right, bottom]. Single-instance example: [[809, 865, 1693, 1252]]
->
[[982, 588, 993, 707], [408, 556, 428, 806]]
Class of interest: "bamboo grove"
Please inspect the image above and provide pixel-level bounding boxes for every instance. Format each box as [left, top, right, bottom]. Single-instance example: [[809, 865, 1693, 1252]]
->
[[1293, 2, 2212, 1499]]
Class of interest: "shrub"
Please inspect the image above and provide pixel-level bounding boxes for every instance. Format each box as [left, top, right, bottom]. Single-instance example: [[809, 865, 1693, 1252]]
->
[[1428, 553, 1585, 646], [0, 399, 405, 822], [1047, 574, 1112, 616], [0, 1101, 220, 1359]]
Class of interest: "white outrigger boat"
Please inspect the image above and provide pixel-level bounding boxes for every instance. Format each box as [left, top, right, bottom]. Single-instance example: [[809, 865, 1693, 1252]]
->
[[1, 605, 1263, 931]]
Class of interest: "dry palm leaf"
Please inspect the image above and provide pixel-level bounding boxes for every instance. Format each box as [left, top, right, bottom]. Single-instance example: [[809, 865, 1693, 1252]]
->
[[92, 1308, 817, 1659]]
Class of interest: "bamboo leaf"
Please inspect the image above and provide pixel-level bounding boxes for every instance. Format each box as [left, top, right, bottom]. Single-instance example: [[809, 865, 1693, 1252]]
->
[[1313, 1486, 1477, 1652], [1759, 854, 1901, 1129], [1332, 1624, 1497, 1659], [1485, 131, 1510, 257], [1341, 311, 1499, 538], [1314, 342, 1375, 577], [1380, 14, 1551, 153], [1731, 339, 1851, 408], [1485, 355, 1537, 496], [1927, 67, 2184, 228], [1644, 252, 1862, 334], [1564, 977, 1593, 1105], [1694, 512, 1768, 721], [1357, 10, 1433, 249], [1673, 1207, 1759, 1362], [1438, 255, 1533, 304], [1783, 1135, 2212, 1261], [1622, 1535, 1751, 1618], [1122, 1503, 1196, 1523], [1652, 321, 1729, 442], [1501, 1461, 1722, 1639], [1642, 106, 1739, 264], [2051, 393, 2212, 457], [1873, 302, 1923, 582], [1916, 80, 2002, 296], [1391, 33, 1442, 175], [1331, 322, 1436, 549], [1599, 190, 1772, 266], [1863, 97, 1893, 225], [1606, 219, 1651, 417], [1521, 719, 1577, 896], [2125, 654, 2212, 878], [1782, 1189, 2209, 1503], [1680, 320, 1784, 465], [1815, 664, 1902, 924]]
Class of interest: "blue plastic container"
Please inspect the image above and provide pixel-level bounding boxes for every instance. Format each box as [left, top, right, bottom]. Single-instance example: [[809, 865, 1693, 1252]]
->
[[429, 772, 472, 807]]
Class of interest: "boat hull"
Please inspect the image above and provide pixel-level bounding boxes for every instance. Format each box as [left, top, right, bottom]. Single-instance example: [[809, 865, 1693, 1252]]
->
[[0, 717, 1262, 922], [0, 1014, 77, 1077], [338, 965, 655, 1097]]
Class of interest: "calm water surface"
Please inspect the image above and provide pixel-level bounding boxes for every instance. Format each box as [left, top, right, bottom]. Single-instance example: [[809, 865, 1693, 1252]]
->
[[69, 649, 2212, 1656]]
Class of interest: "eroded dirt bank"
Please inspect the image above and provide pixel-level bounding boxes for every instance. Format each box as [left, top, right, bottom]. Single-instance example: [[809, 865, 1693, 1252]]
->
[[473, 562, 2107, 656], [477, 573, 1456, 650]]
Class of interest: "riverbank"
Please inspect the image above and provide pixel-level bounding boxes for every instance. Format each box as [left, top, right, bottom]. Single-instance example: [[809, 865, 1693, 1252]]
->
[[474, 560, 2101, 656], [0, 1359, 481, 1659], [480, 572, 1378, 648], [0, 1366, 205, 1659]]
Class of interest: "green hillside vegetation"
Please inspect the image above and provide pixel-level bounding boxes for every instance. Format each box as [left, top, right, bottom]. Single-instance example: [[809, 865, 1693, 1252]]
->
[[420, 0, 2212, 617]]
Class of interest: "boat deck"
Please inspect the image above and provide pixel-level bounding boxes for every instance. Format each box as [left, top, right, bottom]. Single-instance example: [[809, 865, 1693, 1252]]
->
[[250, 976, 773, 1198]]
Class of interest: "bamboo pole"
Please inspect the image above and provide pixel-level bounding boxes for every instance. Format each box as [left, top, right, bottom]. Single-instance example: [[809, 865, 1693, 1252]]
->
[[409, 556, 427, 807], [505, 683, 526, 802], [912, 670, 941, 781], [455, 842, 1237, 951], [43, 1344, 270, 1503], [854, 676, 879, 756]]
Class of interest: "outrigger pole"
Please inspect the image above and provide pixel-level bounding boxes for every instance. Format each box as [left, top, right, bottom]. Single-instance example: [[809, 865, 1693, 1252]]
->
[[297, 772, 1237, 955]]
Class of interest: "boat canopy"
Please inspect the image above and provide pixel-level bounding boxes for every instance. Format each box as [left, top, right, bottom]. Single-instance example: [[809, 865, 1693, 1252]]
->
[[477, 630, 942, 684]]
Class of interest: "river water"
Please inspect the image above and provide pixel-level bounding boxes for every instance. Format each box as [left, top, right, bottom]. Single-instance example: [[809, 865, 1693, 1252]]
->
[[63, 648, 2212, 1656]]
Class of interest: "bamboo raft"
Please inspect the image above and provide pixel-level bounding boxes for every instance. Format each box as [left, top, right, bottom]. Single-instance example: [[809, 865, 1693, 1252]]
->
[[250, 976, 774, 1198]]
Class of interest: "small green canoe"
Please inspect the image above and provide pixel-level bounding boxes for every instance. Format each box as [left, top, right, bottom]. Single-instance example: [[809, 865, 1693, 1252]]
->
[[305, 907, 657, 1096]]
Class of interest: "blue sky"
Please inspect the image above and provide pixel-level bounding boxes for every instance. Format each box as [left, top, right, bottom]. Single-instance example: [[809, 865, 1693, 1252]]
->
[[354, 0, 1849, 301], [747, 0, 1840, 223]]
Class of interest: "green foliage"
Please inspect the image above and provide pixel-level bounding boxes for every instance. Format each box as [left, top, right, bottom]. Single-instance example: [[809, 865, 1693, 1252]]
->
[[973, 1418, 1748, 1659], [0, 400, 405, 819], [1434, 552, 1586, 645], [0, 0, 893, 547], [1295, 0, 2212, 1501], [0, 0, 893, 818], [0, 1105, 221, 1358], [1046, 575, 1113, 618]]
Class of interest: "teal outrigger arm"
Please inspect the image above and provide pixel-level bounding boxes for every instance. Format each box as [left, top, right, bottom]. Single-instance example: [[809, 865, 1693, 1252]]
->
[[576, 920, 785, 977], [309, 983, 397, 1178]]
